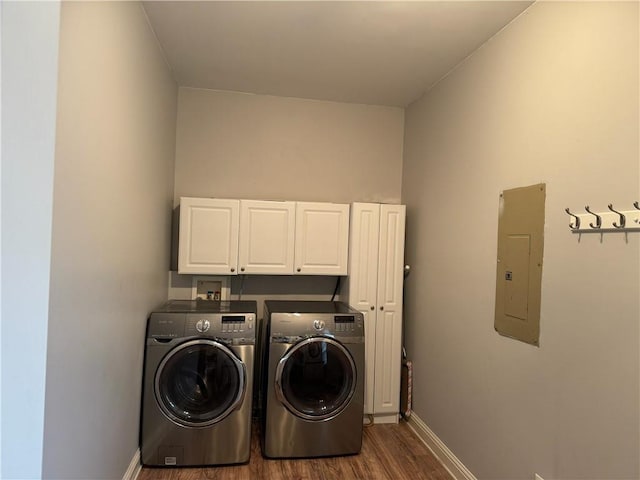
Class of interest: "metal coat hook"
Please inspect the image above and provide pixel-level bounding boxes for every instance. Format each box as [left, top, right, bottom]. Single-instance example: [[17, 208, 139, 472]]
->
[[607, 204, 626, 228], [564, 208, 580, 230], [566, 202, 640, 233], [584, 206, 601, 229]]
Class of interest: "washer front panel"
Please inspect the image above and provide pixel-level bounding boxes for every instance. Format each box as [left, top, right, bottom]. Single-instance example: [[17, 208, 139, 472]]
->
[[154, 339, 245, 428], [275, 337, 356, 421]]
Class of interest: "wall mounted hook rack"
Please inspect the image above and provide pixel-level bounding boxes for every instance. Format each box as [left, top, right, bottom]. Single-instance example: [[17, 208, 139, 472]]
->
[[565, 202, 640, 233]]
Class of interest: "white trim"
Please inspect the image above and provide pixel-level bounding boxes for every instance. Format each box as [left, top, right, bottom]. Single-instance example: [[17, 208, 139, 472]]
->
[[371, 413, 399, 424], [406, 412, 477, 480], [122, 448, 142, 480]]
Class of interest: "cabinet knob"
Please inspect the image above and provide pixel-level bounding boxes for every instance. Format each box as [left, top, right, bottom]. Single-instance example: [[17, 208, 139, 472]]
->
[[297, 268, 301, 272], [230, 268, 235, 273], [380, 306, 384, 311], [370, 306, 375, 311], [241, 267, 245, 272]]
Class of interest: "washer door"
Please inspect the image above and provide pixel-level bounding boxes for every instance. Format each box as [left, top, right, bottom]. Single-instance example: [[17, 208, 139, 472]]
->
[[155, 339, 245, 427], [275, 337, 356, 421]]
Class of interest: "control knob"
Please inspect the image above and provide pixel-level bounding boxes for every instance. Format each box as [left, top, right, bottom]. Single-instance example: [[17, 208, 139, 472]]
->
[[195, 319, 210, 333]]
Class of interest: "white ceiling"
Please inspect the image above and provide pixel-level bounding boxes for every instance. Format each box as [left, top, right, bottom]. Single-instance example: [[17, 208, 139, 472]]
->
[[143, 1, 533, 107]]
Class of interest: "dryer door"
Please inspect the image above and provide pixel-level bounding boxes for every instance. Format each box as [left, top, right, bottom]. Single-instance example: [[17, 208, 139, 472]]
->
[[275, 337, 356, 421], [155, 339, 245, 427]]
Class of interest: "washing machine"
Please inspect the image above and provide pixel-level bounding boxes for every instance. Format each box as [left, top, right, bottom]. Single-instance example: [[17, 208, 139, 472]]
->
[[140, 300, 256, 466], [261, 300, 364, 458]]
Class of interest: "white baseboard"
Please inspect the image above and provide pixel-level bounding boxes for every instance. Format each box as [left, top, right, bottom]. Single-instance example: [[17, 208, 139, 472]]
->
[[371, 413, 399, 424], [406, 412, 477, 480], [122, 448, 142, 480]]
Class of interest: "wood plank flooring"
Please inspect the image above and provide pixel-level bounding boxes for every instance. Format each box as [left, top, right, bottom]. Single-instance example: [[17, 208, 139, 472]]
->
[[138, 421, 453, 480]]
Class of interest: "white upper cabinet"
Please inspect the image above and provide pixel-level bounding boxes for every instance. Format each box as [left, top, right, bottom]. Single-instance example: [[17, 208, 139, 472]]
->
[[178, 197, 240, 275], [177, 198, 349, 276], [294, 202, 350, 275], [238, 200, 296, 274]]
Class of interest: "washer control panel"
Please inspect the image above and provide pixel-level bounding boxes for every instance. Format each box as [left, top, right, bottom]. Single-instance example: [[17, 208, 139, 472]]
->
[[185, 314, 255, 340], [221, 315, 252, 334], [334, 315, 359, 333], [148, 312, 256, 343]]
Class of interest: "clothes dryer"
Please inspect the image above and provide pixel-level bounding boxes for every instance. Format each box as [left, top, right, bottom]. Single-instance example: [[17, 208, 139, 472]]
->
[[140, 300, 256, 466], [261, 301, 364, 458]]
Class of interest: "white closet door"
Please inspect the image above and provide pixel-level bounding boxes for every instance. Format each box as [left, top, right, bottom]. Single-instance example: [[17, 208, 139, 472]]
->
[[373, 204, 406, 414], [347, 203, 380, 414]]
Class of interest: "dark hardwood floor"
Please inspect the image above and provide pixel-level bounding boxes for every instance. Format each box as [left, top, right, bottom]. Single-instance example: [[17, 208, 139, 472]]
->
[[138, 421, 453, 480]]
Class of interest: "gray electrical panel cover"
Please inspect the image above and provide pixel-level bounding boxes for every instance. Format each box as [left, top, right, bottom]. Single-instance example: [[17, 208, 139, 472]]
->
[[494, 183, 545, 346]]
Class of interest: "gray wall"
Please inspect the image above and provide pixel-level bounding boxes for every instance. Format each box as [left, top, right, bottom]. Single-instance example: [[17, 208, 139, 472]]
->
[[174, 87, 405, 205], [1, 2, 60, 478], [41, 2, 177, 479], [171, 87, 405, 310], [168, 273, 343, 320], [402, 2, 639, 480], [5, 3, 636, 479]]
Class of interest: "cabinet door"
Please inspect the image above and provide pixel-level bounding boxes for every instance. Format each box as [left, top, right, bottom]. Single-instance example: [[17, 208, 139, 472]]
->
[[238, 200, 295, 274], [346, 203, 381, 414], [373, 204, 406, 415], [294, 202, 349, 275], [178, 197, 239, 275]]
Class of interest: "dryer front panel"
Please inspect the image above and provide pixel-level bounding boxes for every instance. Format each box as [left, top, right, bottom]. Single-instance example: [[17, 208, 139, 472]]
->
[[275, 337, 356, 421], [155, 339, 245, 428]]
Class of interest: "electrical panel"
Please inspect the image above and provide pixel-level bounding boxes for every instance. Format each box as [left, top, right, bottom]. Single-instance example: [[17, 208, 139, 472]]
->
[[494, 183, 545, 346]]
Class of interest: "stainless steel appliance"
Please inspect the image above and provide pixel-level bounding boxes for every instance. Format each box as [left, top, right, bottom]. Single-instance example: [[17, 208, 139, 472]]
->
[[261, 300, 364, 458], [140, 300, 256, 466]]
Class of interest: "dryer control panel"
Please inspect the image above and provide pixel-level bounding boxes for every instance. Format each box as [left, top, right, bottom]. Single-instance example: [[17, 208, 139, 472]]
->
[[270, 312, 364, 342]]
